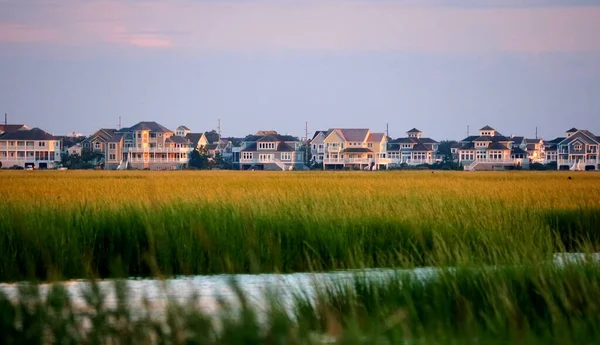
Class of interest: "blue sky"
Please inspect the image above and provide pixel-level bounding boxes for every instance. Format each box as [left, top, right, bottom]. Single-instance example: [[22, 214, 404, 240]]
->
[[1, 0, 599, 139]]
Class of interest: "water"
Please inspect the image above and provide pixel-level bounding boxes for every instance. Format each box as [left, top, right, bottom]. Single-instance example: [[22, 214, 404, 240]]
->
[[0, 253, 596, 316]]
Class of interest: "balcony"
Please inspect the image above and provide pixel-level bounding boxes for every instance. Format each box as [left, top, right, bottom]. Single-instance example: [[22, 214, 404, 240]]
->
[[124, 147, 191, 153], [128, 157, 188, 163], [557, 159, 598, 166]]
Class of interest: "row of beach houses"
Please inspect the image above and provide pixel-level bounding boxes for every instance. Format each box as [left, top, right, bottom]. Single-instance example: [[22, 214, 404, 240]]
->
[[1, 121, 599, 171]]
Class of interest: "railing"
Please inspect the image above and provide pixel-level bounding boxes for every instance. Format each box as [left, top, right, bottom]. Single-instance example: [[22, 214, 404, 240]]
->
[[323, 158, 376, 164], [124, 147, 191, 153], [327, 147, 342, 153], [557, 159, 598, 166], [127, 158, 188, 163]]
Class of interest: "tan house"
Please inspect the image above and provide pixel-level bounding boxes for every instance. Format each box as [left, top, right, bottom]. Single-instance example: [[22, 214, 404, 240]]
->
[[457, 126, 518, 171], [315, 128, 388, 170], [0, 127, 61, 169], [112, 121, 191, 170]]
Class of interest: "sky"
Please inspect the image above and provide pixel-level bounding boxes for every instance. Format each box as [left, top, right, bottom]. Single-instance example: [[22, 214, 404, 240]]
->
[[1, 0, 599, 140]]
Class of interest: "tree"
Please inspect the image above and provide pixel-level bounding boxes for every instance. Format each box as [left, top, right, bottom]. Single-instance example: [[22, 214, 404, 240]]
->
[[189, 149, 209, 169]]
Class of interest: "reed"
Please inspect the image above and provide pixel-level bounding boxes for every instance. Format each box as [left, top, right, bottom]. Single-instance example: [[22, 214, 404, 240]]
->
[[0, 170, 599, 281]]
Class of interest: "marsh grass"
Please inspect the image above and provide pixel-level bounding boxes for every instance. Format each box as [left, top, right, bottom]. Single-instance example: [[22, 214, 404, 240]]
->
[[1, 263, 600, 344], [0, 170, 599, 281]]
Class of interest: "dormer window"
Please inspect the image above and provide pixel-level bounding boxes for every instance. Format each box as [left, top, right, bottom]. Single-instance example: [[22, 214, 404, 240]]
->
[[258, 142, 276, 150]]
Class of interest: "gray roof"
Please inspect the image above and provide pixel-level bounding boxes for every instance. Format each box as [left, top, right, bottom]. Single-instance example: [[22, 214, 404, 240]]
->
[[412, 143, 432, 151], [487, 143, 509, 150], [460, 136, 479, 142], [312, 130, 327, 140], [83, 128, 116, 143], [0, 124, 28, 134], [166, 136, 189, 144], [107, 134, 124, 143], [480, 125, 495, 131], [204, 131, 220, 144], [0, 127, 57, 140], [341, 148, 373, 153], [277, 142, 296, 152], [451, 143, 462, 148], [545, 145, 557, 151], [407, 128, 422, 133], [511, 136, 524, 143], [391, 137, 416, 144], [524, 138, 541, 144], [387, 143, 401, 151], [526, 143, 537, 151], [336, 129, 369, 142], [511, 147, 527, 154], [545, 137, 565, 145], [186, 133, 203, 146], [418, 137, 438, 144], [473, 136, 494, 142], [120, 121, 172, 133], [566, 127, 578, 133], [177, 125, 190, 130]]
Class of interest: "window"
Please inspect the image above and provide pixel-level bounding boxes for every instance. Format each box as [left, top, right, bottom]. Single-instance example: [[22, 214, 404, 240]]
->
[[242, 152, 253, 160], [94, 142, 100, 149], [158, 133, 163, 137], [258, 142, 276, 150], [109, 143, 116, 150], [8, 141, 15, 146], [50, 152, 55, 161], [17, 141, 24, 146], [281, 152, 291, 160], [259, 154, 274, 161], [109, 154, 116, 160], [39, 142, 46, 147], [574, 144, 582, 151], [137, 133, 142, 138], [368, 143, 373, 148], [150, 133, 157, 138]]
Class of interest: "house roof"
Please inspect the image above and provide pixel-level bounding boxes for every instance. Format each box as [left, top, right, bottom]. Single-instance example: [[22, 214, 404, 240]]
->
[[487, 143, 509, 150], [166, 136, 189, 144], [387, 143, 401, 151], [580, 130, 599, 143], [526, 143, 537, 151], [459, 143, 475, 150], [204, 143, 218, 150], [480, 125, 495, 131], [186, 133, 203, 147], [240, 143, 257, 152], [524, 138, 541, 144], [559, 131, 598, 146], [566, 127, 578, 133], [511, 147, 527, 154], [545, 145, 557, 152], [83, 128, 116, 143], [177, 125, 190, 130], [473, 136, 494, 142], [257, 134, 281, 142], [391, 137, 416, 144], [511, 136, 524, 143], [407, 128, 422, 133], [204, 131, 220, 144], [0, 124, 28, 134], [312, 130, 326, 140], [254, 130, 278, 136], [460, 136, 479, 143], [451, 142, 462, 148], [334, 128, 369, 142], [341, 148, 373, 153], [107, 134, 124, 143], [0, 127, 57, 140], [412, 143, 432, 151], [277, 142, 296, 152], [545, 137, 565, 145], [418, 137, 438, 144], [120, 121, 172, 133], [366, 133, 385, 142]]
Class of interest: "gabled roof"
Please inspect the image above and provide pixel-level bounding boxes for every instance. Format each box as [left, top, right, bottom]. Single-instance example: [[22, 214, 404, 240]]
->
[[186, 133, 203, 147], [559, 131, 599, 146], [366, 133, 385, 142], [387, 143, 400, 151], [0, 127, 57, 140], [240, 143, 257, 152], [120, 121, 172, 133], [166, 136, 189, 144], [107, 134, 124, 143], [254, 130, 278, 136], [312, 130, 327, 140], [487, 143, 509, 150], [336, 128, 370, 142], [566, 127, 578, 133], [459, 143, 475, 150], [406, 128, 422, 133], [341, 148, 373, 153], [203, 131, 220, 144], [83, 128, 116, 143], [177, 125, 190, 131], [0, 124, 29, 134], [526, 143, 537, 151], [511, 136, 524, 143], [480, 125, 495, 131], [204, 143, 218, 150], [524, 138, 541, 144]]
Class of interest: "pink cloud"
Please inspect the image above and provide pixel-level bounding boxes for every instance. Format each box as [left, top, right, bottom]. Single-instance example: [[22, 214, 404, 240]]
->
[[1, 0, 600, 53], [0, 23, 58, 43]]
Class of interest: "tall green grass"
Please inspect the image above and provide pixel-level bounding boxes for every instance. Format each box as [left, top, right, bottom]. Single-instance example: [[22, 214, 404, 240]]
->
[[0, 171, 599, 281], [2, 263, 600, 344]]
